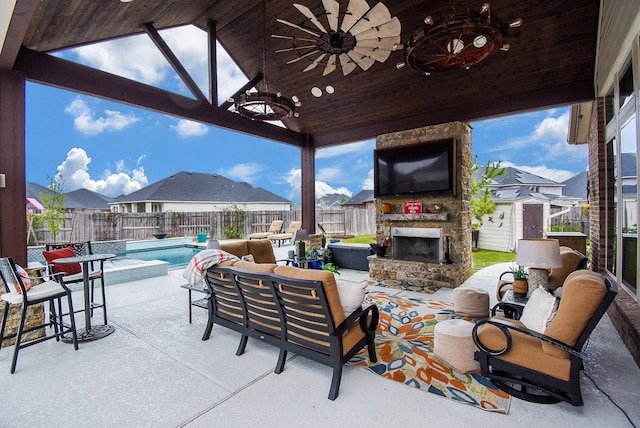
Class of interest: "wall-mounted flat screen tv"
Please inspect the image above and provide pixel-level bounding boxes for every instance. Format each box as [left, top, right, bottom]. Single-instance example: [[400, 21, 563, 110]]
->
[[374, 139, 456, 197]]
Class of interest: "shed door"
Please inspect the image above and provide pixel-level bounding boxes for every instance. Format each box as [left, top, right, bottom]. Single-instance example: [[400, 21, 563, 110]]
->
[[523, 204, 543, 238]]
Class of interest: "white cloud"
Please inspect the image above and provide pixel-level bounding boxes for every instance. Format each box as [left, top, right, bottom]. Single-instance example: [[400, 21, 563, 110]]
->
[[70, 37, 167, 85], [66, 25, 248, 106], [64, 97, 140, 135], [317, 167, 342, 181], [55, 148, 148, 197], [284, 168, 353, 201], [170, 119, 209, 137], [219, 163, 265, 184], [500, 161, 577, 183], [316, 140, 374, 159], [362, 169, 374, 190]]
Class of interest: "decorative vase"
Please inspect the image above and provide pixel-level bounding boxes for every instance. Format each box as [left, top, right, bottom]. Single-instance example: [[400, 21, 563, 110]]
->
[[381, 203, 391, 214], [512, 279, 528, 294]]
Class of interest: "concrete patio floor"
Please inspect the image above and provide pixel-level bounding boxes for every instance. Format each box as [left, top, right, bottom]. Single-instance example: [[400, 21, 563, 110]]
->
[[2, 243, 639, 427]]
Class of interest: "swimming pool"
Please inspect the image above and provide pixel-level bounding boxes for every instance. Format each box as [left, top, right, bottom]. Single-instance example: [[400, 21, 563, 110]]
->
[[120, 245, 202, 269]]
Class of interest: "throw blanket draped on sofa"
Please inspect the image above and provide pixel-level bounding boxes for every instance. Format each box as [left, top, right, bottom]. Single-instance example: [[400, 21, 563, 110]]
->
[[182, 250, 239, 285]]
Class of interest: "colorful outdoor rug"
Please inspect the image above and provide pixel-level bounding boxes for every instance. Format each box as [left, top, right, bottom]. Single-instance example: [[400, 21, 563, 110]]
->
[[361, 278, 441, 294], [348, 292, 511, 414]]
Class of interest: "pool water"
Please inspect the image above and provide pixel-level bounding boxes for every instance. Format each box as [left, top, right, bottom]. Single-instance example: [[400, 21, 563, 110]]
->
[[120, 245, 202, 269]]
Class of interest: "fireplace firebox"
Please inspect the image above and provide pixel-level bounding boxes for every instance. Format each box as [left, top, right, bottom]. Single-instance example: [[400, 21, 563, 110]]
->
[[391, 227, 443, 262]]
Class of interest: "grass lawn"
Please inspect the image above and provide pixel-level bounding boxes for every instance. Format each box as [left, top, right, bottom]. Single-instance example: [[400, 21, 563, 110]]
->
[[339, 235, 375, 244], [472, 249, 516, 272]]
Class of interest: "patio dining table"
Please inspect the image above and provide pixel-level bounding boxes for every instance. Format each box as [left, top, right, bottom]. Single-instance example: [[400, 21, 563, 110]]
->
[[52, 253, 116, 342]]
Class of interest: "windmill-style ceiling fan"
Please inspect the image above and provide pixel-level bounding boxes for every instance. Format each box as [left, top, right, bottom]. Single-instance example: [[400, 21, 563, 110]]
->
[[272, 0, 401, 76]]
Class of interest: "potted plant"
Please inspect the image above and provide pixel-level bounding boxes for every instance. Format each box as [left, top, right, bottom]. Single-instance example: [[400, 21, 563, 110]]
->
[[370, 236, 390, 257], [509, 265, 529, 294]]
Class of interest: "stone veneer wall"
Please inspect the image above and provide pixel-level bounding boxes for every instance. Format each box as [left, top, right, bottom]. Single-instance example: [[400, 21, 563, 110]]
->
[[369, 122, 473, 288]]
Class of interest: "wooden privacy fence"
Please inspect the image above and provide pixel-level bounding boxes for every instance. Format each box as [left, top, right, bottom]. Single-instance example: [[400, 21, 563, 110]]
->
[[30, 209, 376, 244]]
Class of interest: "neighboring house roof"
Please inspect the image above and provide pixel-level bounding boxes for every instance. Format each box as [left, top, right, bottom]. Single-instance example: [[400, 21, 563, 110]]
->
[[343, 190, 374, 206], [492, 186, 581, 207], [26, 182, 48, 201], [476, 166, 562, 188], [65, 188, 114, 210], [111, 171, 290, 204], [561, 171, 588, 201], [317, 193, 349, 208]]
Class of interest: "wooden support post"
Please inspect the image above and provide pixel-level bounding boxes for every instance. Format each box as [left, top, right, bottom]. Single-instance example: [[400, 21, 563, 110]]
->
[[0, 71, 27, 265], [300, 136, 316, 234]]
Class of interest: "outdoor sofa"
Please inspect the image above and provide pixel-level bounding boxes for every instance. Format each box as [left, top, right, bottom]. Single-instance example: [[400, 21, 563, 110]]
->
[[202, 259, 378, 400]]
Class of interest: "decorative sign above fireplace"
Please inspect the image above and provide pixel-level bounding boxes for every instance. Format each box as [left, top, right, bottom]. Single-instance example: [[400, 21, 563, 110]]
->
[[404, 201, 422, 214]]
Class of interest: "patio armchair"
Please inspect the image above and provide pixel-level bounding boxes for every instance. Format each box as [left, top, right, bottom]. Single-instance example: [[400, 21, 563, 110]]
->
[[42, 241, 108, 325], [474, 270, 617, 406], [496, 246, 588, 301], [248, 220, 283, 240], [0, 257, 78, 373], [268, 221, 302, 247]]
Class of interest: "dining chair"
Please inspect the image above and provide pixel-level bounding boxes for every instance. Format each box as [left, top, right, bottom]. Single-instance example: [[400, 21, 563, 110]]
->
[[0, 257, 78, 373], [42, 241, 108, 325]]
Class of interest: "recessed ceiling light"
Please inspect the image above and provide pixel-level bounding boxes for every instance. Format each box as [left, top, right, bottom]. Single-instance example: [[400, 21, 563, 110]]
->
[[325, 85, 335, 94], [311, 87, 322, 97]]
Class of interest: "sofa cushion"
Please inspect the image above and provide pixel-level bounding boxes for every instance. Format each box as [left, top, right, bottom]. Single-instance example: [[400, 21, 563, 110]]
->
[[233, 260, 277, 273], [220, 241, 249, 259], [476, 319, 572, 381], [246, 239, 277, 264], [273, 266, 345, 325], [547, 246, 586, 290], [542, 270, 606, 358]]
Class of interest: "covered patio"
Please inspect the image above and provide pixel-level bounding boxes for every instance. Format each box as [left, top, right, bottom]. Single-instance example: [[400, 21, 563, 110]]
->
[[1, 245, 639, 426], [2, 1, 640, 422]]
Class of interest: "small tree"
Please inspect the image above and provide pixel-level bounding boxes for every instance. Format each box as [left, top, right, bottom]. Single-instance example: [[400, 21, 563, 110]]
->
[[471, 158, 505, 231], [40, 177, 66, 243]]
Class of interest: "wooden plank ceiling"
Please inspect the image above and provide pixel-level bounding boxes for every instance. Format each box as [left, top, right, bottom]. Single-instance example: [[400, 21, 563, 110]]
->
[[14, 0, 599, 148]]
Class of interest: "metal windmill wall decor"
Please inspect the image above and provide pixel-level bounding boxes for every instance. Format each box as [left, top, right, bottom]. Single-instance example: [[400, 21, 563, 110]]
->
[[272, 0, 401, 76]]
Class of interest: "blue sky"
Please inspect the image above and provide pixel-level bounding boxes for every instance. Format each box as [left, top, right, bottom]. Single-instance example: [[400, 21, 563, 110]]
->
[[25, 26, 588, 203]]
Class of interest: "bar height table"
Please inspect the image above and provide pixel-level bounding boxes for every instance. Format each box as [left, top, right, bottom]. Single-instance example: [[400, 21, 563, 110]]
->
[[52, 253, 116, 342]]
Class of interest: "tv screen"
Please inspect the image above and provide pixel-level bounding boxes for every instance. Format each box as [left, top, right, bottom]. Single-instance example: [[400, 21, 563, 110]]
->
[[374, 140, 455, 197]]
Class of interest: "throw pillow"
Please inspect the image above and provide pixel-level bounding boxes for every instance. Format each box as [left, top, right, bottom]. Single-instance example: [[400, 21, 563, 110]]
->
[[241, 254, 255, 263], [336, 279, 367, 315], [42, 247, 82, 275], [14, 264, 32, 294], [519, 287, 558, 334]]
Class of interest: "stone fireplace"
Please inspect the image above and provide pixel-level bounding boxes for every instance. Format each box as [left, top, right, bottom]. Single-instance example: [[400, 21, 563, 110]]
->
[[391, 227, 443, 262], [368, 122, 473, 288]]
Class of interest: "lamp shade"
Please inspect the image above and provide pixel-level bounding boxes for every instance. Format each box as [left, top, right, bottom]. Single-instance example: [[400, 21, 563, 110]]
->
[[291, 229, 309, 242], [516, 239, 562, 269]]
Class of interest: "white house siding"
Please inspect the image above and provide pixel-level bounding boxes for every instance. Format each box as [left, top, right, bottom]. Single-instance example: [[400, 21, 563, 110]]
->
[[477, 199, 553, 252], [115, 201, 291, 213], [476, 202, 514, 252]]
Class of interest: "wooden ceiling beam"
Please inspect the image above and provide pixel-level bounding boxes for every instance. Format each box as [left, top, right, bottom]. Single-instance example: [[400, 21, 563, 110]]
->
[[0, 0, 38, 70], [14, 47, 307, 148], [142, 22, 209, 103]]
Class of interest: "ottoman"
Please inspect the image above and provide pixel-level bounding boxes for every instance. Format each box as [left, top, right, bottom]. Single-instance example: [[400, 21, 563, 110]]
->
[[453, 287, 490, 318], [433, 319, 480, 373]]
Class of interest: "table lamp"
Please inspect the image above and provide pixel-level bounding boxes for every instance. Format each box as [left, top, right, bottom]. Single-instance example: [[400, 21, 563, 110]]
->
[[292, 229, 309, 259], [516, 238, 563, 297]]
